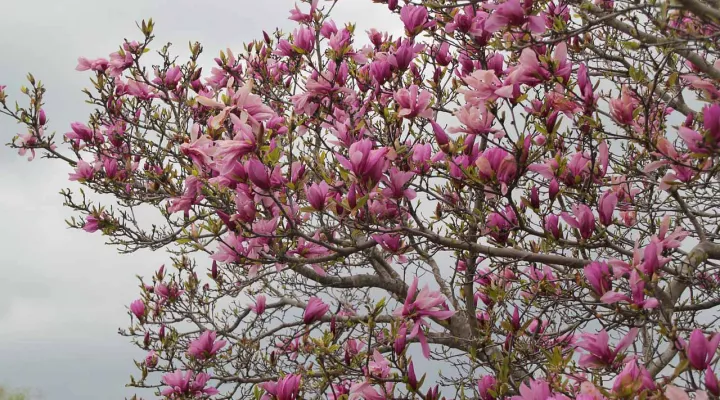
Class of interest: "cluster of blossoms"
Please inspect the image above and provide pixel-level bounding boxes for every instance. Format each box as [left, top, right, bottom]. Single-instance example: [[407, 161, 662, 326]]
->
[[4, 0, 720, 398]]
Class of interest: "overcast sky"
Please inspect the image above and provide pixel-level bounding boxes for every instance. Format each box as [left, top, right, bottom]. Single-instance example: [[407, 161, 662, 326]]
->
[[0, 2, 400, 399]]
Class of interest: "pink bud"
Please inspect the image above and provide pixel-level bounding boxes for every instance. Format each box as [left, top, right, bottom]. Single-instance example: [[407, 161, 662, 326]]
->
[[549, 179, 560, 200], [211, 260, 218, 280], [408, 361, 418, 390], [38, 109, 47, 126], [430, 120, 450, 149]]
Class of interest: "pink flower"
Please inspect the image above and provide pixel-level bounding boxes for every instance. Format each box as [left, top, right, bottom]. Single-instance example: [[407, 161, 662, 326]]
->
[[247, 158, 271, 190], [584, 262, 611, 295], [368, 350, 390, 378], [459, 70, 510, 105], [612, 360, 654, 396], [251, 295, 267, 315], [682, 329, 720, 370], [335, 139, 388, 185], [260, 374, 301, 400], [609, 86, 640, 125], [478, 375, 497, 400], [544, 214, 561, 239], [561, 203, 595, 239], [707, 367, 720, 396], [83, 215, 102, 233], [510, 379, 562, 400], [306, 181, 330, 210], [145, 350, 158, 368], [394, 277, 455, 358], [394, 85, 433, 119], [188, 330, 227, 360], [576, 328, 638, 367], [130, 299, 145, 320], [703, 104, 720, 146], [485, 0, 545, 33], [288, 0, 317, 23], [394, 323, 408, 355], [168, 176, 205, 215], [400, 4, 432, 36], [68, 160, 94, 182], [161, 370, 219, 398], [382, 168, 416, 199], [597, 191, 617, 226], [303, 297, 329, 324], [349, 381, 384, 400]]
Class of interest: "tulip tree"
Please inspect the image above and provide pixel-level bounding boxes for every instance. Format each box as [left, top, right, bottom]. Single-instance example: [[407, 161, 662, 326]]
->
[[4, 0, 720, 398]]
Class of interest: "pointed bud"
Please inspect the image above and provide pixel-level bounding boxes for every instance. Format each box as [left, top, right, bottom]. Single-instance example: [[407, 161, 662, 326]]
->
[[530, 186, 540, 209], [408, 361, 418, 390], [430, 120, 450, 151], [159, 325, 166, 340], [549, 179, 560, 201], [211, 260, 218, 280], [38, 109, 47, 126]]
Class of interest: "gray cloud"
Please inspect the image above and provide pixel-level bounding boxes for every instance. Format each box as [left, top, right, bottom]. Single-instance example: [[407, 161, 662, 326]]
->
[[0, 1, 401, 399]]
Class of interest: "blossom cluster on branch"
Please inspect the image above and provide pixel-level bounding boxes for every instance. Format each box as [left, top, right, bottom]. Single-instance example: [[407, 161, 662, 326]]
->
[[3, 0, 720, 398]]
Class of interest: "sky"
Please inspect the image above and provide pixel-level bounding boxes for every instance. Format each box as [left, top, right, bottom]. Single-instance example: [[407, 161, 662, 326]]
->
[[0, 1, 401, 399]]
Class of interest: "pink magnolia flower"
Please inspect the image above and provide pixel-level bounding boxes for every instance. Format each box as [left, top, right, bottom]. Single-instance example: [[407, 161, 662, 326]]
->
[[394, 85, 433, 119], [349, 381, 384, 400], [306, 181, 330, 210], [703, 104, 720, 146], [288, 0, 317, 23], [576, 328, 638, 368], [597, 191, 618, 226], [161, 370, 219, 398], [188, 330, 227, 360], [510, 379, 568, 400], [612, 360, 655, 396], [600, 269, 659, 309], [609, 86, 640, 125], [400, 4, 433, 35], [130, 299, 145, 320], [680, 329, 720, 370], [335, 139, 388, 185], [478, 375, 498, 400], [83, 214, 102, 233], [476, 147, 517, 194], [665, 385, 709, 400], [484, 0, 545, 33], [368, 350, 390, 378], [145, 350, 158, 368], [450, 104, 497, 137], [394, 277, 455, 358], [251, 295, 267, 315], [544, 214, 561, 239], [76, 57, 109, 72], [382, 167, 416, 200], [561, 203, 596, 239], [68, 160, 94, 182], [168, 176, 205, 215], [303, 297, 329, 324], [707, 366, 720, 396], [260, 374, 301, 400], [459, 70, 511, 105], [584, 262, 612, 295]]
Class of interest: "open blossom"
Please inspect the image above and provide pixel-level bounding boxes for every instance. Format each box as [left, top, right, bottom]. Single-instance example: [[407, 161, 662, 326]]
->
[[609, 86, 640, 125], [584, 262, 612, 295], [561, 203, 595, 239], [510, 379, 567, 400], [161, 370, 219, 398], [381, 167, 416, 199], [303, 297, 329, 324], [576, 328, 638, 367], [335, 139, 388, 185], [168, 176, 205, 215], [260, 374, 301, 400], [367, 350, 390, 378], [68, 159, 94, 182], [394, 277, 455, 358], [485, 0, 545, 33], [678, 329, 720, 370], [349, 381, 384, 400], [306, 181, 330, 210], [612, 360, 655, 396], [188, 330, 227, 360], [400, 4, 433, 35], [394, 85, 433, 119]]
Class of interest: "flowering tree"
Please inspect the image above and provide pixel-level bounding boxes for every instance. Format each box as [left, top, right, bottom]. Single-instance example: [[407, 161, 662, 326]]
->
[[4, 0, 720, 398]]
